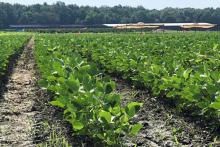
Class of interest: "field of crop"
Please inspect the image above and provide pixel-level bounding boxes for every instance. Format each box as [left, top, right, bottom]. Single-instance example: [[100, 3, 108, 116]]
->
[[35, 33, 220, 118], [0, 32, 220, 146], [34, 32, 220, 145]]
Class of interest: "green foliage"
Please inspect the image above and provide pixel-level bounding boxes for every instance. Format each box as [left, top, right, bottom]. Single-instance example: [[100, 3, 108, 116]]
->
[[35, 35, 142, 145], [0, 33, 29, 78], [36, 32, 220, 120]]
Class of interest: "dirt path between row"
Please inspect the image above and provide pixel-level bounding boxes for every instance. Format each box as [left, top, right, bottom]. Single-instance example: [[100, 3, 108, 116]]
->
[[115, 79, 219, 147], [0, 38, 37, 146]]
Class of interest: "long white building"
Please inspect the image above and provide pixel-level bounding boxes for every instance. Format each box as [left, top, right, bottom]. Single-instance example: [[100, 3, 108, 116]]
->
[[103, 23, 216, 29]]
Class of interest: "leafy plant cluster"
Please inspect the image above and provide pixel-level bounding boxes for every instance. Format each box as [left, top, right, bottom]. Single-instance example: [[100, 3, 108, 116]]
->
[[0, 33, 30, 78], [44, 32, 220, 120], [34, 35, 142, 145]]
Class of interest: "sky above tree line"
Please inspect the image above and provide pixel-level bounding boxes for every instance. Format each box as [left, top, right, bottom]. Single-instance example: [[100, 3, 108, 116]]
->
[[1, 0, 220, 9]]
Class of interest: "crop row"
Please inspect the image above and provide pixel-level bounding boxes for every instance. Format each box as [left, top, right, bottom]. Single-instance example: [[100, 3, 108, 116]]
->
[[34, 35, 142, 145], [0, 33, 30, 79], [36, 33, 220, 121]]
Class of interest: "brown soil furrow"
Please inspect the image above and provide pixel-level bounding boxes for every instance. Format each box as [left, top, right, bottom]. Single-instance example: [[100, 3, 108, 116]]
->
[[0, 38, 37, 147]]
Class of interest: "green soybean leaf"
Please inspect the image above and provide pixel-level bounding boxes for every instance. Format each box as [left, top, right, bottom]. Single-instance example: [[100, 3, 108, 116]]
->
[[67, 75, 80, 92], [216, 95, 220, 102], [50, 100, 65, 108], [80, 65, 90, 72], [72, 121, 84, 130], [209, 102, 220, 110], [126, 102, 143, 118], [183, 69, 192, 80], [131, 123, 143, 135], [99, 110, 112, 123], [47, 76, 56, 82], [106, 94, 121, 107], [167, 91, 177, 98]]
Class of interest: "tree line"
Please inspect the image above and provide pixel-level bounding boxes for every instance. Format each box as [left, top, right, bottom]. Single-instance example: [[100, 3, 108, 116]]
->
[[1, 1, 220, 28]]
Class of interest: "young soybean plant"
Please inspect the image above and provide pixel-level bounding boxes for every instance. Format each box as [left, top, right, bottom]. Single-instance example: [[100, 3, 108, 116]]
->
[[37, 44, 143, 145]]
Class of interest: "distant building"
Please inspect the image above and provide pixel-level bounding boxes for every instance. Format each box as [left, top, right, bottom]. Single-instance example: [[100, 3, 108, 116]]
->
[[8, 23, 217, 31], [103, 23, 217, 30]]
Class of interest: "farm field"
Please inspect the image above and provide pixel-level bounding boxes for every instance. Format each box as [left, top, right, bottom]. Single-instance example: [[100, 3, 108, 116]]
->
[[36, 33, 220, 119], [0, 32, 220, 146]]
